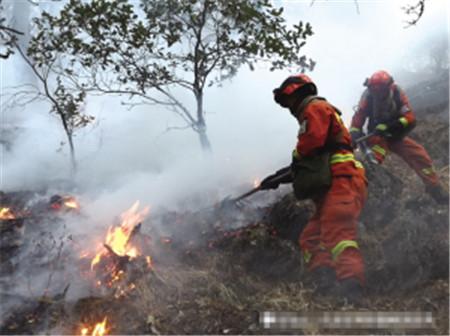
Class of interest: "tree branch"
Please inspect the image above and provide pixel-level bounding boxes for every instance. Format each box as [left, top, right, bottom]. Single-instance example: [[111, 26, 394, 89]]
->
[[402, 0, 426, 27], [354, 0, 360, 15], [0, 25, 24, 35]]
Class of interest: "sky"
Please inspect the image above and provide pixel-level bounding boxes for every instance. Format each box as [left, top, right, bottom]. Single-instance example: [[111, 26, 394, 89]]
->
[[0, 0, 449, 215]]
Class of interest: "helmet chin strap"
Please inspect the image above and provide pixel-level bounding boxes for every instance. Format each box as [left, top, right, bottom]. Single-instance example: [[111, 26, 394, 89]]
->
[[290, 88, 314, 117], [289, 97, 303, 116]]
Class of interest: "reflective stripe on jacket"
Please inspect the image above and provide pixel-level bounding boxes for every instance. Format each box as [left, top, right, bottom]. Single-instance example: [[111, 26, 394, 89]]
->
[[294, 98, 364, 177]]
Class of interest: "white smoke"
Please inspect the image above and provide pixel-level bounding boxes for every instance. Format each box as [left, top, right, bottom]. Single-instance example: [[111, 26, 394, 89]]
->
[[0, 1, 447, 321], [2, 0, 447, 201]]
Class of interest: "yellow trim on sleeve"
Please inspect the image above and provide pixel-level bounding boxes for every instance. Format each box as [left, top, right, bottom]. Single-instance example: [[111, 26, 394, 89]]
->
[[372, 145, 386, 157], [399, 117, 409, 127]]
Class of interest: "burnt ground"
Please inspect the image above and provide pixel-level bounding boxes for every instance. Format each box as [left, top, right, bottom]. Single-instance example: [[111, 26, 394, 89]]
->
[[1, 115, 449, 333]]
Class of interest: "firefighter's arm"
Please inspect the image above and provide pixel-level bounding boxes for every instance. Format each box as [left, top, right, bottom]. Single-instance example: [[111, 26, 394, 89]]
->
[[350, 93, 369, 144], [375, 86, 416, 135], [391, 86, 416, 130], [294, 104, 331, 158], [259, 166, 293, 190]]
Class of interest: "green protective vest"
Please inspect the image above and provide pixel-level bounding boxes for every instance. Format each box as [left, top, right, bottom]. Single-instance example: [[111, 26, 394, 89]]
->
[[292, 96, 332, 200], [292, 151, 332, 200]]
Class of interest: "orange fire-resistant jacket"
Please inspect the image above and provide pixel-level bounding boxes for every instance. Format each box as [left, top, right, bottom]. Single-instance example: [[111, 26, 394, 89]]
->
[[350, 84, 416, 134], [293, 97, 363, 177]]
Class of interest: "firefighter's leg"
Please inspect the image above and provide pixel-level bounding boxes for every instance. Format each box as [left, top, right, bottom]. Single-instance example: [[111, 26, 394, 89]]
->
[[390, 137, 448, 203], [389, 136, 439, 186], [299, 202, 333, 272], [318, 173, 367, 286], [299, 202, 336, 295], [367, 135, 389, 163]]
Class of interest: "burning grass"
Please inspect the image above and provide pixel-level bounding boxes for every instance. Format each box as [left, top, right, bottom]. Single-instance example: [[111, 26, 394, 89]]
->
[[77, 201, 154, 299], [79, 316, 108, 336], [0, 207, 16, 220], [1, 177, 448, 335]]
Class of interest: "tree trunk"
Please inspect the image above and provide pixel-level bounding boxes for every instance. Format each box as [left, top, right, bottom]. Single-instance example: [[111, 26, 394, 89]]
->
[[196, 123, 212, 153], [67, 133, 77, 177], [59, 114, 77, 176], [195, 91, 212, 153]]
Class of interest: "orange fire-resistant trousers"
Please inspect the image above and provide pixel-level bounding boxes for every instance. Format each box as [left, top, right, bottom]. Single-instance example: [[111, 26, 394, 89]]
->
[[368, 135, 439, 186], [299, 171, 367, 285]]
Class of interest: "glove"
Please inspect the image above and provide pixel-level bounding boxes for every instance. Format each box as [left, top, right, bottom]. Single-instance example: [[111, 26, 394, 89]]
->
[[260, 166, 292, 190], [386, 119, 405, 134], [375, 118, 407, 138], [350, 130, 363, 147], [260, 173, 281, 190], [374, 123, 392, 137]]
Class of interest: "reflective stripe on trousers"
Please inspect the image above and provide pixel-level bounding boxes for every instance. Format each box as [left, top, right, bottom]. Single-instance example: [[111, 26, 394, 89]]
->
[[304, 240, 360, 263], [331, 240, 359, 260]]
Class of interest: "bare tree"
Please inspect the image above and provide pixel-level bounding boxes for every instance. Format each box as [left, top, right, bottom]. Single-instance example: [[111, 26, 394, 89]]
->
[[3, 42, 94, 173]]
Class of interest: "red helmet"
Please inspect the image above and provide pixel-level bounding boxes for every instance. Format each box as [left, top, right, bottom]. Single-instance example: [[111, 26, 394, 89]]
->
[[364, 70, 394, 89], [273, 74, 317, 107]]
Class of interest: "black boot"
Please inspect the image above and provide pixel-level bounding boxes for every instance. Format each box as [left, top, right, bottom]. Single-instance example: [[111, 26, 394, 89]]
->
[[311, 267, 337, 296], [338, 277, 363, 306], [426, 184, 449, 205]]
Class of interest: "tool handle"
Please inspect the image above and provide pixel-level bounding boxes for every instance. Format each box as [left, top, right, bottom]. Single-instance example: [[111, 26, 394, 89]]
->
[[233, 186, 262, 202], [232, 170, 292, 202], [355, 132, 376, 144], [358, 140, 378, 165]]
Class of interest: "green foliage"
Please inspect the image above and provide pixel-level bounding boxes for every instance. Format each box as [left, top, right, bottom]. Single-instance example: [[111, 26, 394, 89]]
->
[[53, 77, 93, 133], [29, 0, 313, 92], [27, 0, 314, 151], [0, 0, 20, 59]]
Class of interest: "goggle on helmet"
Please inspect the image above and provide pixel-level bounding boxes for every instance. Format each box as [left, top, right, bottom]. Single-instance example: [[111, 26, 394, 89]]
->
[[273, 74, 317, 107]]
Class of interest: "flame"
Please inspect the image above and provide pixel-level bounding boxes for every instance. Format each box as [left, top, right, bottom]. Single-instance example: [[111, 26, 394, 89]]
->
[[87, 201, 153, 297], [146, 256, 153, 268], [91, 201, 149, 269], [50, 195, 80, 212], [253, 178, 261, 188], [92, 317, 107, 336], [63, 196, 80, 209], [0, 207, 15, 220], [91, 253, 102, 269], [80, 317, 108, 336]]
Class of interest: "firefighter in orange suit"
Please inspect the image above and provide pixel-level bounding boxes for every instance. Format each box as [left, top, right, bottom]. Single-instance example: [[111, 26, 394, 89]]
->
[[263, 74, 367, 303], [350, 70, 448, 204]]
